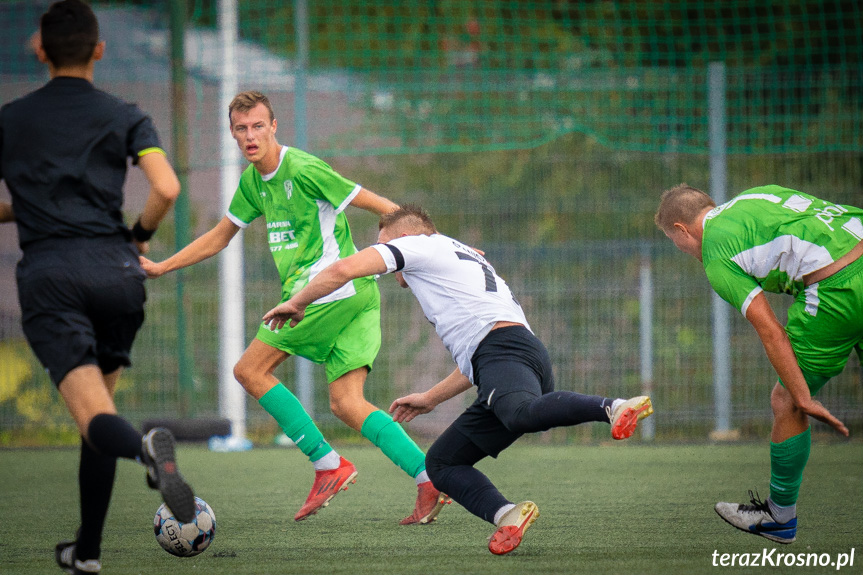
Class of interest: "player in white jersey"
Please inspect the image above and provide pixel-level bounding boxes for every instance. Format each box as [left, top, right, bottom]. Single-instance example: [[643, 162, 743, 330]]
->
[[656, 183, 861, 544], [262, 205, 654, 555]]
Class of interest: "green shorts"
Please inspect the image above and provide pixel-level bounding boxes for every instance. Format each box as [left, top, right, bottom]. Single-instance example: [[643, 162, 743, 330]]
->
[[255, 280, 382, 382], [785, 255, 863, 395]]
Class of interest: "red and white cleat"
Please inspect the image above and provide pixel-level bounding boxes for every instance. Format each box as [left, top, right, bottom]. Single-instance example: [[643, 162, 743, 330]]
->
[[294, 457, 358, 521], [399, 481, 451, 525]]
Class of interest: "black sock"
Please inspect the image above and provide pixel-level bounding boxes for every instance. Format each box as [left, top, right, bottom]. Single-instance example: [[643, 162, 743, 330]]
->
[[86, 413, 143, 460], [430, 463, 508, 524], [76, 437, 117, 561]]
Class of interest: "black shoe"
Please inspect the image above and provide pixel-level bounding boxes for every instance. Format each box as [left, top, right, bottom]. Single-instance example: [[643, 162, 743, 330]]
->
[[55, 540, 101, 574], [141, 427, 196, 522]]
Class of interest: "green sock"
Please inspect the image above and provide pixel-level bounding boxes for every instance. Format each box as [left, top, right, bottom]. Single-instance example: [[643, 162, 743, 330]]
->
[[769, 427, 811, 506], [361, 410, 426, 478], [259, 383, 332, 462]]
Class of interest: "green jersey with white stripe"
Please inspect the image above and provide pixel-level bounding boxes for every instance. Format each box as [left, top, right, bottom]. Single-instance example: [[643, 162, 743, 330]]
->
[[227, 146, 374, 303], [702, 185, 863, 316]]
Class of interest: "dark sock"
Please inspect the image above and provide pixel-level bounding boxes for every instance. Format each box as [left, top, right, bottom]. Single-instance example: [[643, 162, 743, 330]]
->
[[76, 437, 117, 561], [86, 414, 143, 460], [495, 391, 611, 434], [430, 463, 509, 524]]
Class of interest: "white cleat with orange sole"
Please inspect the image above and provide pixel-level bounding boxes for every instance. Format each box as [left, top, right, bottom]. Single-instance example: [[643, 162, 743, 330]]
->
[[488, 501, 539, 555], [610, 396, 654, 440]]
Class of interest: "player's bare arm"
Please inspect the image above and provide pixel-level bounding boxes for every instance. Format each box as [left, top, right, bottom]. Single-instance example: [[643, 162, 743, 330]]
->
[[745, 292, 849, 436], [137, 151, 180, 228], [0, 202, 13, 223], [139, 216, 240, 278], [134, 151, 181, 254], [389, 368, 473, 423], [262, 246, 388, 329], [349, 187, 399, 215]]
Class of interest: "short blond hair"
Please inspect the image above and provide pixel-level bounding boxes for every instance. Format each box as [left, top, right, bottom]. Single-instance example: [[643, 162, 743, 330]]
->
[[228, 91, 275, 125], [379, 204, 437, 235], [654, 184, 716, 231]]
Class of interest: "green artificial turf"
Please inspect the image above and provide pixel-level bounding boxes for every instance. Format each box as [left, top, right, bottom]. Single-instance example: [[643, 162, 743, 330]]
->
[[1, 442, 860, 574]]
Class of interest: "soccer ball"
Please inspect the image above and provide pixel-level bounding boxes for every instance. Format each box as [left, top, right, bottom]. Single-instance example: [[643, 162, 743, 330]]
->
[[154, 497, 216, 557]]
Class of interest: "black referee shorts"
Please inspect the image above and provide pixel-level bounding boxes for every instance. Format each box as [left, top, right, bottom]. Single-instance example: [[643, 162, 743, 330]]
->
[[449, 325, 554, 457], [16, 237, 146, 387]]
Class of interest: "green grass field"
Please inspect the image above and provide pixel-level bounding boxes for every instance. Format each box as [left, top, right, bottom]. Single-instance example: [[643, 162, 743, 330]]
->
[[1, 442, 861, 575]]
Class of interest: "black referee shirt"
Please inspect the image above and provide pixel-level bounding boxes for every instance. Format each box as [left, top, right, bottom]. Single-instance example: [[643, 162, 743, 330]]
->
[[0, 77, 162, 250]]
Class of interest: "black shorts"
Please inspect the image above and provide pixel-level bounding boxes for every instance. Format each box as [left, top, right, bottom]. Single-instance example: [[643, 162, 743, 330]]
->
[[450, 325, 554, 457], [16, 236, 146, 387]]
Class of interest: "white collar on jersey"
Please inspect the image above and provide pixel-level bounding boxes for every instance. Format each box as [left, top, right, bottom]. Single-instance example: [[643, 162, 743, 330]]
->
[[260, 146, 290, 182]]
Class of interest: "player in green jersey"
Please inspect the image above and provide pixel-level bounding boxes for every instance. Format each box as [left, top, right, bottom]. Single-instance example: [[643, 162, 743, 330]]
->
[[655, 183, 861, 544], [140, 91, 448, 525]]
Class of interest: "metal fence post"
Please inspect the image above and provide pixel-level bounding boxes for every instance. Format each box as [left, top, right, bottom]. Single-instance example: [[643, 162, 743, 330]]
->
[[218, 0, 247, 443], [708, 62, 737, 440], [639, 242, 655, 441], [294, 0, 315, 417]]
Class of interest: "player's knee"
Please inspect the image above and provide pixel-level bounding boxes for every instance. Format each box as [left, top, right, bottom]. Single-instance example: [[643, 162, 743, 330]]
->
[[425, 444, 448, 485], [770, 383, 796, 417], [232, 361, 246, 385], [232, 360, 255, 389], [493, 395, 534, 434], [328, 395, 347, 420], [327, 394, 364, 428]]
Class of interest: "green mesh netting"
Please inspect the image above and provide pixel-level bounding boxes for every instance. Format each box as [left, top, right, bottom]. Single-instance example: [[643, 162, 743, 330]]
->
[[1, 0, 860, 156], [223, 0, 862, 155]]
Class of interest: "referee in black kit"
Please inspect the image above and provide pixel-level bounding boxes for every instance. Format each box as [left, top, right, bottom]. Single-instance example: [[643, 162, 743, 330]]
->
[[0, 2, 195, 574]]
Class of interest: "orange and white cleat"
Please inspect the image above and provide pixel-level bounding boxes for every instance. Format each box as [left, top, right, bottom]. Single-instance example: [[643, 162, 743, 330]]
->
[[610, 396, 653, 440], [294, 457, 358, 521], [400, 481, 451, 525], [488, 501, 539, 555]]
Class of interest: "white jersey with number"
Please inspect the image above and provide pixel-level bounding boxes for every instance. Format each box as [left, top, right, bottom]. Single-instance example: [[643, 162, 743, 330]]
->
[[372, 233, 530, 383]]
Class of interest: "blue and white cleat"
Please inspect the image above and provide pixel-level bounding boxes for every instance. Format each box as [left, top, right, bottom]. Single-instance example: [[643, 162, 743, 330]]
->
[[714, 490, 797, 544]]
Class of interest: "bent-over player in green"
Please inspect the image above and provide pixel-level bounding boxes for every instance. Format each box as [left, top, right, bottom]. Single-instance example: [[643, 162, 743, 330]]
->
[[656, 183, 861, 544], [141, 91, 448, 525]]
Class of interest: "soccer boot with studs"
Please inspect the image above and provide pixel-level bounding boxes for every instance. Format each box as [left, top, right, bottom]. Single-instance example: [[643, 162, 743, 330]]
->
[[141, 427, 196, 523], [610, 396, 654, 440], [488, 501, 540, 555], [715, 490, 797, 544], [55, 539, 101, 575], [400, 480, 452, 525], [295, 456, 358, 521]]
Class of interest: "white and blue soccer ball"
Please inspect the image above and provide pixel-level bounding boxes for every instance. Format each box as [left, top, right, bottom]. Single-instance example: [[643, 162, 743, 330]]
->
[[154, 497, 216, 557]]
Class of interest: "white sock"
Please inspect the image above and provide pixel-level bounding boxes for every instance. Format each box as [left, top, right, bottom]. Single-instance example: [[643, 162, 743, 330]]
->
[[767, 498, 796, 524], [312, 450, 341, 471], [415, 470, 430, 485], [493, 503, 516, 526]]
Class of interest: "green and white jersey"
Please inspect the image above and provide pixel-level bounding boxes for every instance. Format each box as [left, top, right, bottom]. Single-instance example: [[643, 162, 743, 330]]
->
[[227, 146, 373, 303], [702, 185, 863, 316]]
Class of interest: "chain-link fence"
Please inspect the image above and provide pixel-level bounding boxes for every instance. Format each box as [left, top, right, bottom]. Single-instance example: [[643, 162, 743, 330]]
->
[[1, 0, 860, 444]]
